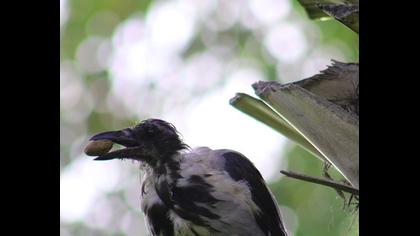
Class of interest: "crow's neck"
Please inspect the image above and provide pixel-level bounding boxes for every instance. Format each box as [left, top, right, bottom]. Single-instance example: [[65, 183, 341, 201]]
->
[[154, 153, 182, 180], [153, 153, 183, 208]]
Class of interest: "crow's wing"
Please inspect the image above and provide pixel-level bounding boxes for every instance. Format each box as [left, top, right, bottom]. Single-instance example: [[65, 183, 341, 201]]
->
[[221, 151, 288, 236]]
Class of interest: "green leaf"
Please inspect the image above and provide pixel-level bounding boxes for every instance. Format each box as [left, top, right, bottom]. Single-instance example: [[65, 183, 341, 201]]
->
[[229, 93, 327, 162], [253, 81, 359, 188], [319, 3, 359, 33], [296, 0, 359, 34], [296, 0, 354, 19]]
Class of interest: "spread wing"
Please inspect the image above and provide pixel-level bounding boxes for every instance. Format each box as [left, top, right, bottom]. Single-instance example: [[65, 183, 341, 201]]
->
[[222, 151, 288, 236]]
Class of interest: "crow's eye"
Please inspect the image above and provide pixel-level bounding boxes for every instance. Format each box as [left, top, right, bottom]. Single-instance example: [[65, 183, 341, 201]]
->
[[133, 125, 150, 138], [143, 125, 160, 138], [145, 128, 154, 136]]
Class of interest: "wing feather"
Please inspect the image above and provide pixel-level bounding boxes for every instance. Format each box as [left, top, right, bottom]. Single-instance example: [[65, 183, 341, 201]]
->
[[222, 151, 288, 236]]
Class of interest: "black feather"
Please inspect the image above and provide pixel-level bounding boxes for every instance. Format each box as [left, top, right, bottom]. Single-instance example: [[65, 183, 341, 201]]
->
[[154, 164, 221, 232], [145, 204, 174, 236], [172, 185, 220, 219], [223, 151, 287, 236], [174, 176, 220, 228]]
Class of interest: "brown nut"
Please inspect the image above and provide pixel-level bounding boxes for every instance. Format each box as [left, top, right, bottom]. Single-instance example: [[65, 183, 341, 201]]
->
[[84, 140, 113, 156]]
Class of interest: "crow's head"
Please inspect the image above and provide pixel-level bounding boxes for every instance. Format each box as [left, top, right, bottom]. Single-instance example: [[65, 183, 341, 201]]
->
[[88, 119, 188, 165]]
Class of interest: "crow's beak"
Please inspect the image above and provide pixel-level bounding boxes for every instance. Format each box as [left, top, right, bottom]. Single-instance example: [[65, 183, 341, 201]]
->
[[90, 128, 138, 147], [88, 128, 151, 161]]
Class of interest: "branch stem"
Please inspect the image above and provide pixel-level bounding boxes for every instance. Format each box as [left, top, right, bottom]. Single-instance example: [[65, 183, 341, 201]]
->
[[280, 170, 359, 195]]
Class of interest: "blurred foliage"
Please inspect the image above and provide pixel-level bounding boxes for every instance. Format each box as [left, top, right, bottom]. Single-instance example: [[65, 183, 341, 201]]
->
[[315, 19, 359, 59], [270, 145, 358, 235], [61, 0, 358, 235], [61, 0, 152, 59]]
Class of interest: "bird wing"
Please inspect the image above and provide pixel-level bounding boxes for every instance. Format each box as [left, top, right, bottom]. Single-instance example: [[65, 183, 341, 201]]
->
[[221, 150, 288, 236], [153, 148, 288, 235]]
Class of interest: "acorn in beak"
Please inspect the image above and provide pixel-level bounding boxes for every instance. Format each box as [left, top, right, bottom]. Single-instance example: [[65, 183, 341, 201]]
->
[[85, 128, 153, 162]]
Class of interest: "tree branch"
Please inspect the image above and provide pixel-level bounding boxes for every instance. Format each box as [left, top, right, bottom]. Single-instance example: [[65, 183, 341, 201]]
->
[[280, 170, 359, 195]]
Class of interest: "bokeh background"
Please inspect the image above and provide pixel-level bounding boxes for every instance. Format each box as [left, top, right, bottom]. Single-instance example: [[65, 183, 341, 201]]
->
[[60, 0, 359, 235]]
